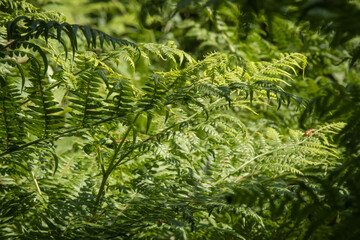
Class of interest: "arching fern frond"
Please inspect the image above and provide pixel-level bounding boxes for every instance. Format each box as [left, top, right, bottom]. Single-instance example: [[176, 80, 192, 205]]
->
[[4, 16, 139, 63], [0, 58, 25, 91], [6, 41, 48, 75], [160, 52, 308, 110], [245, 52, 307, 85]]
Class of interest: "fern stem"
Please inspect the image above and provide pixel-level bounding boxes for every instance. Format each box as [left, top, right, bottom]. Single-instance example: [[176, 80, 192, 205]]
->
[[38, 75, 49, 138], [108, 146, 136, 175], [81, 77, 91, 127], [30, 170, 42, 195], [93, 172, 109, 214], [109, 113, 141, 169], [93, 143, 135, 213], [93, 113, 141, 214], [97, 147, 105, 175], [0, 137, 46, 157]]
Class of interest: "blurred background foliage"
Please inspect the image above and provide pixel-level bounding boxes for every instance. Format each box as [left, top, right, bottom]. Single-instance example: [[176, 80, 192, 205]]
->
[[1, 0, 360, 239]]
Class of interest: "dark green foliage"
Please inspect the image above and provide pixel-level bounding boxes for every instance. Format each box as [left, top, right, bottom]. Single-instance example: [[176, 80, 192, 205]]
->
[[0, 79, 24, 151], [24, 58, 64, 138], [104, 77, 134, 118], [68, 70, 104, 127], [299, 72, 360, 240], [1, 0, 360, 239]]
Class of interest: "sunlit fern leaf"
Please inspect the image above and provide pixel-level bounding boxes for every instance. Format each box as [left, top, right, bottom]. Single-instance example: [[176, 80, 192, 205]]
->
[[0, 0, 38, 16], [218, 122, 344, 184], [247, 52, 307, 84], [107, 48, 137, 70], [265, 127, 281, 143], [159, 51, 307, 111], [140, 42, 195, 65]]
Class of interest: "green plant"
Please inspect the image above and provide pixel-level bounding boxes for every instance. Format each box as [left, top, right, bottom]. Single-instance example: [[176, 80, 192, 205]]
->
[[0, 1, 355, 239]]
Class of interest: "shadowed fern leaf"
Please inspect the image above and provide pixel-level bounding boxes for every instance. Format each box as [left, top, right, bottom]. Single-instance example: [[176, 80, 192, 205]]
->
[[24, 58, 64, 138], [68, 70, 104, 127], [0, 77, 25, 151]]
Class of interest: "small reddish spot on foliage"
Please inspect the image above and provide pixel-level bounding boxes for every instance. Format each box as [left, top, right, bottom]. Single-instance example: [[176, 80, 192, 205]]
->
[[304, 129, 315, 136]]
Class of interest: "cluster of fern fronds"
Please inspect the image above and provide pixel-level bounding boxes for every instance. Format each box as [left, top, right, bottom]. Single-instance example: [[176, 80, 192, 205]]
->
[[1, 0, 358, 239]]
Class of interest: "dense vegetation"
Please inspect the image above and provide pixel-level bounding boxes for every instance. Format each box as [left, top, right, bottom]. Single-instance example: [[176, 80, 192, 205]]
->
[[1, 0, 359, 239]]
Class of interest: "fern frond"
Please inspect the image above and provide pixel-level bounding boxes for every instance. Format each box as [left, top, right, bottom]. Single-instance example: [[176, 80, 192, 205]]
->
[[195, 83, 231, 102], [22, 58, 64, 138], [211, 113, 247, 137], [140, 42, 195, 65], [104, 78, 135, 118], [158, 51, 307, 110], [216, 121, 344, 184], [67, 70, 104, 127], [4, 16, 139, 61], [0, 78, 25, 152], [247, 52, 307, 84], [0, 1, 38, 26], [107, 48, 136, 70], [0, 58, 26, 91]]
